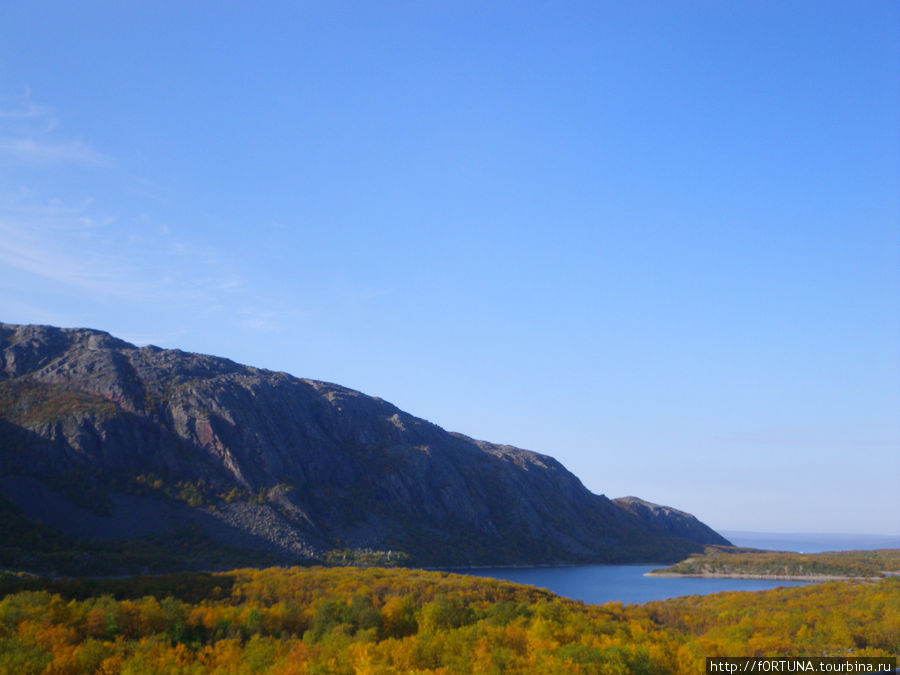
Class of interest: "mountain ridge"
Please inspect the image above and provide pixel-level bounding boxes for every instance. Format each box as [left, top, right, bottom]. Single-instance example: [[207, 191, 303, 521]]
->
[[0, 322, 729, 571]]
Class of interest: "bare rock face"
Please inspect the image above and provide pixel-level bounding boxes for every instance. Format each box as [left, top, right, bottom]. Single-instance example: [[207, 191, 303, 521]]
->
[[0, 323, 730, 567], [612, 496, 729, 546]]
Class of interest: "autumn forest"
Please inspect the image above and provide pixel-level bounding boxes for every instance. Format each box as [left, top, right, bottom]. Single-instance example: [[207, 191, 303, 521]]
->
[[0, 565, 897, 674]]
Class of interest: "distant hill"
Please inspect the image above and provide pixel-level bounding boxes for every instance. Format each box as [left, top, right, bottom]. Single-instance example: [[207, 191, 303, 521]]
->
[[0, 323, 729, 572]]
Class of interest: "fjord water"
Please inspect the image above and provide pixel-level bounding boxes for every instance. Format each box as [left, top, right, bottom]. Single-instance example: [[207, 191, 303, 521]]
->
[[459, 564, 809, 605], [459, 533, 899, 605]]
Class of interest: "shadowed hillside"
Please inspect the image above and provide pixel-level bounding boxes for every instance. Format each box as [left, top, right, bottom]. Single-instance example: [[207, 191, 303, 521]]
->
[[0, 323, 729, 571]]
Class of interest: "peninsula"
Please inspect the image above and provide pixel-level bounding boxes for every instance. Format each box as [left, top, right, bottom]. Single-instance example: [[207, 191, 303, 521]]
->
[[649, 546, 900, 581]]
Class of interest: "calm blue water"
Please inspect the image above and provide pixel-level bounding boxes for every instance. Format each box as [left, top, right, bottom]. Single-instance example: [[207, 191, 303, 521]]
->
[[455, 533, 899, 605], [457, 564, 809, 605]]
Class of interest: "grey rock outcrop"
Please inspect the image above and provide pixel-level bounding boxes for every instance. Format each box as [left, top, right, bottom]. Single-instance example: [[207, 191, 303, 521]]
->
[[612, 496, 729, 546]]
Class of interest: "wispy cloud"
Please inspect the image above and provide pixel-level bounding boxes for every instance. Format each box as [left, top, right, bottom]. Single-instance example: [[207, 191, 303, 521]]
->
[[0, 138, 111, 166], [0, 89, 297, 338], [0, 89, 109, 167], [0, 98, 53, 123], [0, 195, 292, 335], [0, 214, 146, 298]]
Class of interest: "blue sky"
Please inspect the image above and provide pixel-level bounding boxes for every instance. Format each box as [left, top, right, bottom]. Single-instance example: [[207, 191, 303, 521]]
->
[[1, 2, 897, 535]]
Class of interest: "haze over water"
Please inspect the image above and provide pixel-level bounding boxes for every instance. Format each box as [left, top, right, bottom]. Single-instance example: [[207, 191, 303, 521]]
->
[[721, 531, 900, 553]]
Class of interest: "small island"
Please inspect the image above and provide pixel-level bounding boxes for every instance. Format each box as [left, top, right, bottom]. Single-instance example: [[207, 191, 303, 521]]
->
[[649, 546, 900, 581]]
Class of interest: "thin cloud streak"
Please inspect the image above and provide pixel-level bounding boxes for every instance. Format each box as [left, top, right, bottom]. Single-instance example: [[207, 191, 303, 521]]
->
[[0, 90, 108, 166], [0, 100, 53, 121], [0, 208, 294, 335], [0, 219, 145, 298], [0, 90, 300, 338], [0, 138, 111, 167]]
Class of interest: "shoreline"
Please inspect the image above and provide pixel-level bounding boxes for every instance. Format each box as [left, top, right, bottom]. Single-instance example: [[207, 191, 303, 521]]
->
[[428, 561, 668, 572], [645, 571, 885, 582]]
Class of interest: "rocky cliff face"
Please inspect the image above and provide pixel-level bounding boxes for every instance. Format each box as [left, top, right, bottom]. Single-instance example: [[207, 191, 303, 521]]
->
[[612, 496, 726, 546], [0, 323, 730, 567]]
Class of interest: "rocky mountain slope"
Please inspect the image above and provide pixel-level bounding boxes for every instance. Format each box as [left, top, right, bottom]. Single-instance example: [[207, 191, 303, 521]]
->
[[0, 323, 729, 570]]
